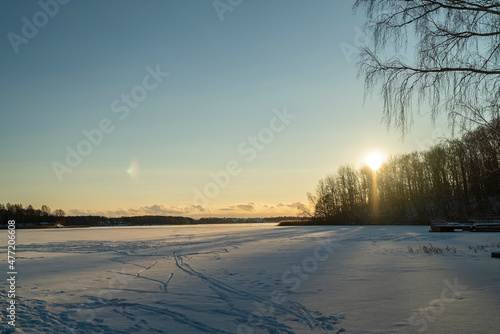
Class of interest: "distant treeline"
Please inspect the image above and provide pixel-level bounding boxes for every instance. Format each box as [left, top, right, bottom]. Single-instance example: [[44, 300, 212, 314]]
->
[[66, 215, 194, 226], [307, 119, 500, 225], [0, 204, 66, 225], [0, 203, 299, 228]]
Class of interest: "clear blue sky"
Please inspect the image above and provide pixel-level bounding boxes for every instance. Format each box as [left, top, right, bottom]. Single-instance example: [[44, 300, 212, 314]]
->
[[0, 0, 449, 218]]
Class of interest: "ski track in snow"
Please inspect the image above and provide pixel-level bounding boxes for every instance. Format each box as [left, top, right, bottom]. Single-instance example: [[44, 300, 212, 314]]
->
[[2, 226, 346, 334], [172, 249, 343, 333], [3, 225, 499, 333]]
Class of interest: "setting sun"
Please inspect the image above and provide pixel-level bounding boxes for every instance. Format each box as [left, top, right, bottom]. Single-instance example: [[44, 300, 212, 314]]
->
[[365, 152, 384, 171]]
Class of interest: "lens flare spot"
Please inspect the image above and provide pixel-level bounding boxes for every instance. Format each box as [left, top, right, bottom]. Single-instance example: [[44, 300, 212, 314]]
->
[[127, 159, 139, 178]]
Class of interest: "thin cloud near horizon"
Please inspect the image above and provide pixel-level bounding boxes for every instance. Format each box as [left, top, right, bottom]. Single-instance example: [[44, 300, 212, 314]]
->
[[67, 202, 306, 218]]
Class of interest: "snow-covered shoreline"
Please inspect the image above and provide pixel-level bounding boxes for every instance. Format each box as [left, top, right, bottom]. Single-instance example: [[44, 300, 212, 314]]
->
[[1, 224, 499, 333]]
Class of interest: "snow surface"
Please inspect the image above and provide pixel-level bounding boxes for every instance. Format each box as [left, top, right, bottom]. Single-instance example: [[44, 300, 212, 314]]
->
[[1, 224, 500, 333]]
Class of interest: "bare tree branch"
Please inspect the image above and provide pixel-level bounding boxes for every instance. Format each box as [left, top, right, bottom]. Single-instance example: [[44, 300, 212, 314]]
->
[[355, 0, 500, 135]]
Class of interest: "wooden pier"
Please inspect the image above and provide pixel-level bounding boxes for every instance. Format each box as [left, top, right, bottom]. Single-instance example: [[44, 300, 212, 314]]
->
[[429, 218, 500, 232]]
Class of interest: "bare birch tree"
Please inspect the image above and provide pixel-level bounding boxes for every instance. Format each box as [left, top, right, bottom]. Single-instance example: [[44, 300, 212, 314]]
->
[[355, 0, 500, 134]]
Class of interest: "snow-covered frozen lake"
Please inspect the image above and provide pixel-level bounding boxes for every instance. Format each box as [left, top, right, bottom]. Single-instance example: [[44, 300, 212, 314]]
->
[[2, 224, 500, 333]]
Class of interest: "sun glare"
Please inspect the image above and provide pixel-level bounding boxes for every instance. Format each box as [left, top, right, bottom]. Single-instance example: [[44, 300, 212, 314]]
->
[[365, 152, 384, 171]]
